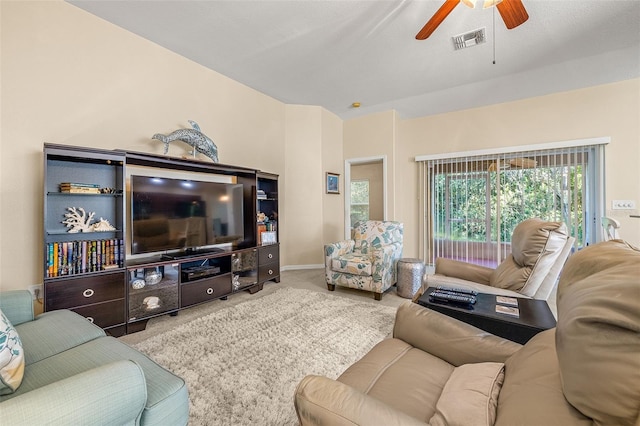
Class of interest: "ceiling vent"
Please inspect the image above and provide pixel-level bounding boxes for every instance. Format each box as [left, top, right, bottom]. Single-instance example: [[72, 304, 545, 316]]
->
[[452, 28, 486, 50]]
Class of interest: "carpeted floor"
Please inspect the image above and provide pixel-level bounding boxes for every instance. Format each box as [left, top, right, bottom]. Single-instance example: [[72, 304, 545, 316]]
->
[[119, 268, 407, 346], [123, 276, 401, 425]]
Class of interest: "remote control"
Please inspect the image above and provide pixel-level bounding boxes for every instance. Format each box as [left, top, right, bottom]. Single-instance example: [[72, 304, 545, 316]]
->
[[436, 286, 478, 296], [429, 290, 477, 305]]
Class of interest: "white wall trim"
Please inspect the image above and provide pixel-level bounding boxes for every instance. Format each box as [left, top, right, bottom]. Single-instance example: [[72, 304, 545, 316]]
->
[[281, 264, 323, 271], [415, 136, 611, 162]]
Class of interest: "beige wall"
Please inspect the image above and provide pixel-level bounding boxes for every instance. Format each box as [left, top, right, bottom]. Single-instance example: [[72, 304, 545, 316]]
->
[[347, 79, 640, 259], [0, 1, 314, 290], [343, 110, 398, 221], [284, 105, 321, 267], [281, 105, 342, 268], [321, 108, 345, 250]]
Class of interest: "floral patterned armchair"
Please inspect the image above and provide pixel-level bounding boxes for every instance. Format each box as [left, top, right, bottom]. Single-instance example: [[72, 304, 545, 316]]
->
[[324, 221, 403, 300]]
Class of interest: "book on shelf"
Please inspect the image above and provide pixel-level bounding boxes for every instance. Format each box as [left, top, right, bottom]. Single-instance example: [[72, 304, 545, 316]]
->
[[256, 221, 278, 245], [59, 182, 100, 188], [59, 182, 101, 194], [45, 238, 123, 277], [60, 188, 101, 194], [257, 223, 267, 244]]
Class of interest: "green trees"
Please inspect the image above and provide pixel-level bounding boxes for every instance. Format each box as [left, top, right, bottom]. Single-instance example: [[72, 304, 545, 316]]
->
[[433, 165, 584, 245], [350, 180, 370, 224]]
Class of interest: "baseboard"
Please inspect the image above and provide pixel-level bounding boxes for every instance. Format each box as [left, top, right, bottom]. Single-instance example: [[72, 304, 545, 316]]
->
[[281, 264, 324, 271]]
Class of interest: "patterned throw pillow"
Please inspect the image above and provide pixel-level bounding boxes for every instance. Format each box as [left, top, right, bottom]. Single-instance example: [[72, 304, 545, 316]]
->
[[0, 308, 25, 394]]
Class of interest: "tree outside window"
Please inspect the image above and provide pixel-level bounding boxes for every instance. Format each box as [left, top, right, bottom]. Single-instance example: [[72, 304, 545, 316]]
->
[[350, 180, 369, 225], [434, 165, 584, 246]]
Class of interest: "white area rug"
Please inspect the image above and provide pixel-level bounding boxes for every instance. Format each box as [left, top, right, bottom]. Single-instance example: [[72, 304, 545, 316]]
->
[[133, 287, 397, 425]]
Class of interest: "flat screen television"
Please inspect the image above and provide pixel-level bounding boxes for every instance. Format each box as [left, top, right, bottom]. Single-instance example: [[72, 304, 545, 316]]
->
[[130, 175, 245, 256]]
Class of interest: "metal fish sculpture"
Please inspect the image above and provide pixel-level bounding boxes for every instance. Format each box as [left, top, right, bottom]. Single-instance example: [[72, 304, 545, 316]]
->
[[152, 120, 219, 163]]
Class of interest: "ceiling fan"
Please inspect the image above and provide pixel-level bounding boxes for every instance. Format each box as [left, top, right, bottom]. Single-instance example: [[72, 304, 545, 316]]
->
[[416, 0, 529, 40], [487, 157, 537, 171]]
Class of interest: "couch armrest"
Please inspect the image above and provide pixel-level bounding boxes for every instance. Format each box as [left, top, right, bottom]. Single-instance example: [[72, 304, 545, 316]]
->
[[435, 258, 493, 285], [325, 240, 355, 259], [393, 302, 522, 366], [0, 290, 34, 326], [295, 375, 425, 426], [1, 360, 147, 425]]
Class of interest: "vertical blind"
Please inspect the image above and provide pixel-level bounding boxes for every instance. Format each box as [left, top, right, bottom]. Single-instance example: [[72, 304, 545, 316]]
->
[[417, 141, 606, 267]]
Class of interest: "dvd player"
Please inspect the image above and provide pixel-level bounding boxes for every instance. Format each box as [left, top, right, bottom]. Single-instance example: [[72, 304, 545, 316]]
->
[[181, 266, 221, 281]]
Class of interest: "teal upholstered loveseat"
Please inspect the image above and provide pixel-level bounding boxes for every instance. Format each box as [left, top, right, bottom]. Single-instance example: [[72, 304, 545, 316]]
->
[[0, 290, 188, 425]]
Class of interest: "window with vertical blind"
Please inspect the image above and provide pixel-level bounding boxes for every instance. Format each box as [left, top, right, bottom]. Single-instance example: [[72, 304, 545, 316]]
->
[[416, 139, 607, 267]]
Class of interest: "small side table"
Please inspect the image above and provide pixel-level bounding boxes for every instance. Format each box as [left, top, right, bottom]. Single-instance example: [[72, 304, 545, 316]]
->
[[416, 287, 556, 344], [396, 258, 425, 299]]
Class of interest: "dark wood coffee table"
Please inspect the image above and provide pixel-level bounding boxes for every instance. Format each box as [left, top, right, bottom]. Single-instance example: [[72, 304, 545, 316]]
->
[[416, 287, 556, 344]]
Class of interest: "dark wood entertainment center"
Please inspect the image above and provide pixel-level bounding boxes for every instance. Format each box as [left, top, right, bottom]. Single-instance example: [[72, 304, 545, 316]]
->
[[43, 143, 280, 336]]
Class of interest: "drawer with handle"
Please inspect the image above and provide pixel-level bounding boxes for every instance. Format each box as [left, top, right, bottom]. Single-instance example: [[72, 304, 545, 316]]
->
[[180, 274, 232, 307], [258, 263, 280, 283], [45, 272, 125, 311], [258, 244, 279, 264], [70, 299, 125, 329]]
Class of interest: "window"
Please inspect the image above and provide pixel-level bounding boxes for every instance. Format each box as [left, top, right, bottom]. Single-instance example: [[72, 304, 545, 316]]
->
[[417, 140, 607, 267], [350, 179, 370, 225]]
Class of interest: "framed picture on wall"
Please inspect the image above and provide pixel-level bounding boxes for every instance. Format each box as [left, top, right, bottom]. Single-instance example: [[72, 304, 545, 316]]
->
[[326, 172, 340, 194]]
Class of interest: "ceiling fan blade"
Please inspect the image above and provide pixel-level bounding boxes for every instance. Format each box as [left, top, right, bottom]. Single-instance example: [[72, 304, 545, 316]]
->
[[416, 0, 461, 40], [496, 0, 529, 29]]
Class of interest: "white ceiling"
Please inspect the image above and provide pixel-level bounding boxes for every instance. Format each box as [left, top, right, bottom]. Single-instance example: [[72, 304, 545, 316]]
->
[[69, 0, 640, 120]]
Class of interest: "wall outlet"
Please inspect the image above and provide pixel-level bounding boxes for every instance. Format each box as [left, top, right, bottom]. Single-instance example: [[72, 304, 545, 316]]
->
[[612, 200, 636, 210], [28, 284, 43, 301]]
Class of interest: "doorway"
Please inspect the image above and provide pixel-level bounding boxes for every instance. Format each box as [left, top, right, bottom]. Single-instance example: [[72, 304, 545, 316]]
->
[[344, 156, 387, 239]]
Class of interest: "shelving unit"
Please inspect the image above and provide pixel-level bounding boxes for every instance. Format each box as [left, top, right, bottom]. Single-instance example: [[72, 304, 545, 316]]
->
[[42, 144, 281, 334], [43, 144, 127, 336], [257, 172, 280, 284]]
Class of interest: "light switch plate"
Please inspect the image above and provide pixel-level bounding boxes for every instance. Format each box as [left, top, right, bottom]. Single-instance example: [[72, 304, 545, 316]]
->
[[612, 200, 636, 210]]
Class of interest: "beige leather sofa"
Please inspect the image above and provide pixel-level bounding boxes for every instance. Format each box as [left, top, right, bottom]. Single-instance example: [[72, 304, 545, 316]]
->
[[423, 218, 575, 300], [295, 240, 640, 425]]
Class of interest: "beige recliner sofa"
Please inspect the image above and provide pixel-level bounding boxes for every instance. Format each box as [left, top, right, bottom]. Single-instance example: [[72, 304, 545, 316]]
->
[[423, 218, 574, 300], [295, 240, 640, 425]]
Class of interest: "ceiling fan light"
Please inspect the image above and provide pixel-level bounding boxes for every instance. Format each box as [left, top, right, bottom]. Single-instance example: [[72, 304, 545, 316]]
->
[[482, 0, 503, 8], [461, 0, 477, 9]]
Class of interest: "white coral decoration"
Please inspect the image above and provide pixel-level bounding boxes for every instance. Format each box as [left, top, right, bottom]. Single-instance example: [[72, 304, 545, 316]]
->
[[92, 218, 116, 232], [62, 207, 96, 233]]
